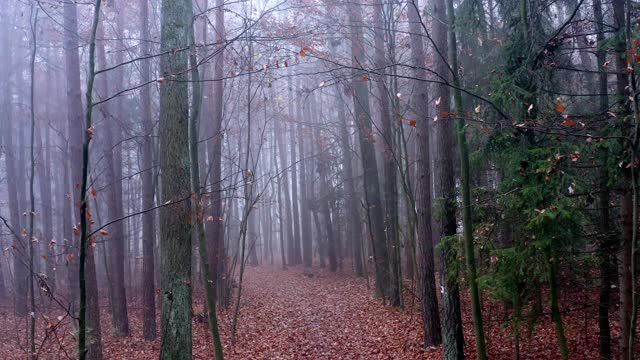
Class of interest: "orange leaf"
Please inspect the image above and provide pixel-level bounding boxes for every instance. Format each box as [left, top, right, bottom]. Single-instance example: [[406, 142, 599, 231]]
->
[[299, 46, 312, 56], [441, 111, 449, 117], [561, 118, 576, 126], [409, 119, 417, 127], [66, 253, 74, 264], [361, 75, 369, 81], [41, 254, 48, 260], [554, 98, 564, 113]]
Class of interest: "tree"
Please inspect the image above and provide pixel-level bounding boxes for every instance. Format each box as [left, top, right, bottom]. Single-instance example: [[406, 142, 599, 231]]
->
[[430, 0, 465, 356], [446, 0, 488, 357], [139, 0, 157, 340], [96, 6, 129, 337], [77, 1, 104, 359], [158, 0, 194, 356], [188, 25, 224, 358], [408, 0, 442, 347], [347, 0, 392, 301], [0, 3, 28, 318], [372, 0, 401, 307]]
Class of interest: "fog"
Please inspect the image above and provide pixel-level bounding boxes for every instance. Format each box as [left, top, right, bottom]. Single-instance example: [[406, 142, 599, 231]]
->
[[0, 0, 637, 359]]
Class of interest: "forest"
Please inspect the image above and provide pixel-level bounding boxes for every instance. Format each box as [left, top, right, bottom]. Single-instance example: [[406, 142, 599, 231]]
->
[[0, 0, 639, 359]]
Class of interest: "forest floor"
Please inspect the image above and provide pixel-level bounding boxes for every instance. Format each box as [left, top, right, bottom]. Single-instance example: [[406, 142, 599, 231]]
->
[[0, 264, 633, 359]]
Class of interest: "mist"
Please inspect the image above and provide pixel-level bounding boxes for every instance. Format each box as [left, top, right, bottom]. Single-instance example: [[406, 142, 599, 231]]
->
[[0, 0, 638, 359]]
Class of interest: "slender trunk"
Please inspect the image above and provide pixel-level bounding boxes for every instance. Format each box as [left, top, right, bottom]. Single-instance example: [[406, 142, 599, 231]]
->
[[231, 39, 256, 343], [432, 0, 465, 356], [39, 62, 55, 297], [318, 143, 337, 272], [593, 1, 612, 358], [336, 92, 364, 276], [110, 1, 130, 335], [188, 37, 224, 359], [373, 0, 401, 308], [288, 76, 302, 265], [408, 0, 442, 346], [208, 0, 227, 307], [297, 84, 313, 271], [139, 0, 157, 340], [445, 0, 487, 357], [347, 0, 391, 300], [277, 118, 295, 265], [545, 246, 569, 360], [0, 6, 27, 317], [273, 120, 288, 270], [612, 1, 634, 359], [28, 8, 38, 358], [63, 0, 84, 316], [78, 2, 103, 359], [96, 10, 129, 337]]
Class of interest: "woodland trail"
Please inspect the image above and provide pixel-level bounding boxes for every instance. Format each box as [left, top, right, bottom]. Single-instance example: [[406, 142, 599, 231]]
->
[[221, 265, 429, 359], [0, 265, 623, 359]]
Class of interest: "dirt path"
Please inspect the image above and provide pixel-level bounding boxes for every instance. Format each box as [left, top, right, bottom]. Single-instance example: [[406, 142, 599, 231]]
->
[[0, 265, 618, 359], [221, 266, 428, 359]]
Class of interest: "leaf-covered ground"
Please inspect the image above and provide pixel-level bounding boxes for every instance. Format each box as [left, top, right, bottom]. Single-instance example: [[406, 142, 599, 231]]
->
[[0, 265, 633, 359]]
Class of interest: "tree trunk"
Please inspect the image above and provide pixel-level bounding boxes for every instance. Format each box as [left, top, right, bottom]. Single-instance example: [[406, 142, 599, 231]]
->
[[336, 89, 364, 276], [0, 10, 28, 316], [273, 119, 288, 270], [36, 99, 55, 297], [96, 10, 129, 337], [297, 82, 313, 272], [277, 116, 296, 265], [431, 0, 465, 356], [408, 0, 442, 346], [78, 2, 104, 359], [446, 0, 487, 357], [63, 0, 84, 316], [111, 2, 130, 335], [207, 0, 227, 307], [139, 0, 157, 341], [593, 1, 612, 358], [188, 36, 224, 359], [612, 1, 634, 359], [317, 138, 337, 272], [288, 76, 302, 265], [373, 0, 401, 308], [347, 1, 391, 300], [159, 0, 194, 356]]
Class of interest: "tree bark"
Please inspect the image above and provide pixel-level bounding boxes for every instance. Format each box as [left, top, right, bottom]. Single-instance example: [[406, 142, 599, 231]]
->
[[373, 0, 402, 307], [159, 0, 194, 356], [288, 76, 302, 265], [336, 89, 364, 276], [139, 0, 157, 341], [431, 0, 465, 356], [0, 8, 27, 316], [63, 0, 84, 315], [96, 9, 129, 337], [297, 82, 313, 271], [592, 1, 612, 358], [446, 0, 488, 357], [408, 0, 442, 346], [347, 1, 391, 299]]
